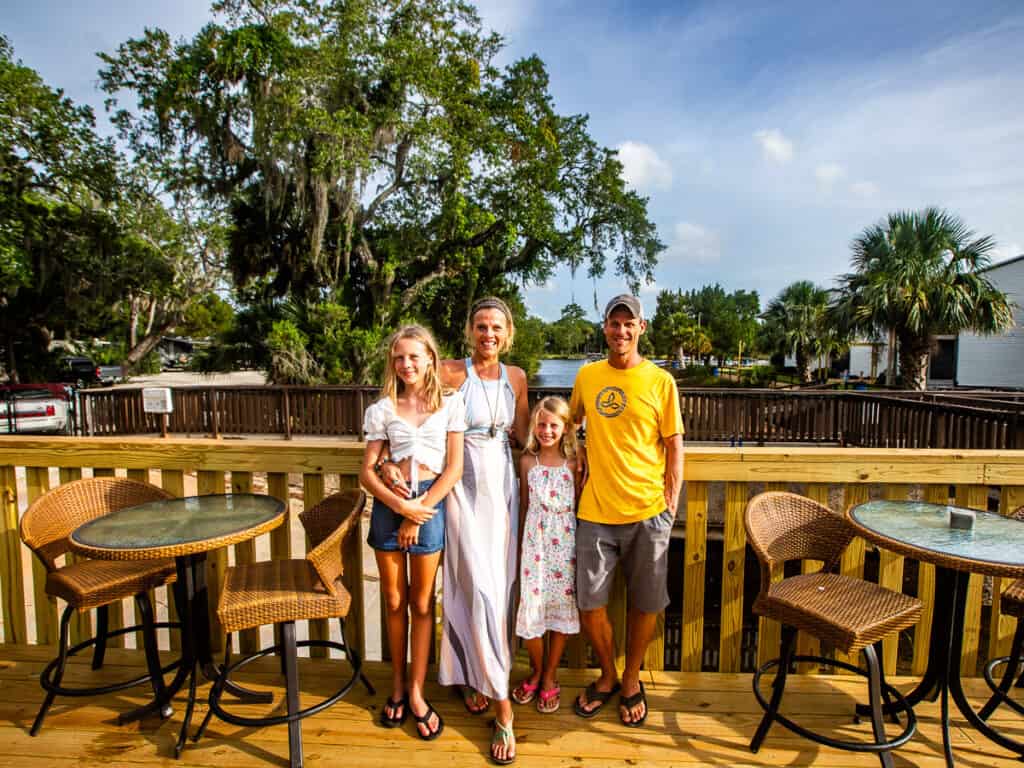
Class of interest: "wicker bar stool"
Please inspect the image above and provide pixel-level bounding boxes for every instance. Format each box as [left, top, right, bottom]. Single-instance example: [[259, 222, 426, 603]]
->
[[19, 477, 180, 735], [980, 505, 1024, 720], [195, 489, 374, 768], [745, 492, 922, 768]]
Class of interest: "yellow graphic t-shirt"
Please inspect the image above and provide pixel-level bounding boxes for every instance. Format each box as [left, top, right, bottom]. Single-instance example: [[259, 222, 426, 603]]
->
[[569, 359, 684, 524]]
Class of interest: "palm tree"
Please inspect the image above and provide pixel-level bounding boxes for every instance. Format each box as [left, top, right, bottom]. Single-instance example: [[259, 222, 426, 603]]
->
[[762, 281, 832, 384], [831, 208, 1013, 390], [665, 312, 711, 367]]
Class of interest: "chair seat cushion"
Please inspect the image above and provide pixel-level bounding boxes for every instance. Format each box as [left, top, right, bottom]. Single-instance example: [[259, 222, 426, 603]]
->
[[1001, 579, 1024, 617], [217, 559, 351, 634], [47, 558, 177, 611], [753, 573, 922, 655]]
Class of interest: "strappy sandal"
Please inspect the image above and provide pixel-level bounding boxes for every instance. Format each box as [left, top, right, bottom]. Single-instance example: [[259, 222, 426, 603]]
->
[[489, 716, 516, 765], [573, 681, 621, 718], [463, 686, 491, 715], [511, 678, 539, 705], [379, 695, 407, 728], [536, 684, 560, 714], [619, 681, 648, 727], [412, 700, 444, 741]]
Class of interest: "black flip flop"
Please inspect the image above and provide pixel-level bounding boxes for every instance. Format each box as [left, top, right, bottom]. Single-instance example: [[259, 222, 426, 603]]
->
[[619, 681, 648, 727], [412, 700, 444, 741], [573, 681, 621, 718], [379, 695, 407, 728]]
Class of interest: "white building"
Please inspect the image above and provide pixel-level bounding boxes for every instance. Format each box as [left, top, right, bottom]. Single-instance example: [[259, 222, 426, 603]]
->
[[956, 254, 1024, 389]]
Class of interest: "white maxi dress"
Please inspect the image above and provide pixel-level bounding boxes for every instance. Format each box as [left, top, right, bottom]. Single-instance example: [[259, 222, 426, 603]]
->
[[438, 359, 518, 700]]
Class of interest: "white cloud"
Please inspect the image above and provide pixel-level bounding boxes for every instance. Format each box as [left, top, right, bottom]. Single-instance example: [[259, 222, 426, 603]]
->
[[753, 129, 794, 163], [639, 281, 661, 294], [616, 141, 673, 191], [664, 222, 721, 264], [815, 163, 846, 187], [850, 181, 880, 199]]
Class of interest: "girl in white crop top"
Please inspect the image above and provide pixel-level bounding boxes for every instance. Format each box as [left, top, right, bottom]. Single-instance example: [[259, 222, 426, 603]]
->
[[359, 325, 464, 740]]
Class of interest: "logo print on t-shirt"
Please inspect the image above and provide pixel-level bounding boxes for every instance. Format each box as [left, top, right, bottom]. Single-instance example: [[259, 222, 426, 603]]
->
[[595, 386, 627, 418]]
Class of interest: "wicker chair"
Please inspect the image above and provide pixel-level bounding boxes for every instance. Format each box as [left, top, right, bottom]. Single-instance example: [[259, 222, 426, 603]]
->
[[745, 492, 922, 768], [18, 477, 180, 735], [979, 505, 1024, 720], [195, 489, 374, 768]]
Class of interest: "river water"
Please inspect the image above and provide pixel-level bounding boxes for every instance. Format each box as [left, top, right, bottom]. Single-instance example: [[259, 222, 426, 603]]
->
[[534, 357, 588, 388]]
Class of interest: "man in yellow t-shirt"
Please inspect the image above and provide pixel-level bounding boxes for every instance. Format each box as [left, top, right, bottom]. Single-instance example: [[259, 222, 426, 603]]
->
[[569, 294, 684, 728]]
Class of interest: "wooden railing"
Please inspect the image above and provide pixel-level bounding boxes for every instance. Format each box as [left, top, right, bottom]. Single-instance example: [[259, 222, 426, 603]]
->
[[79, 386, 1022, 449], [1, 437, 1021, 678]]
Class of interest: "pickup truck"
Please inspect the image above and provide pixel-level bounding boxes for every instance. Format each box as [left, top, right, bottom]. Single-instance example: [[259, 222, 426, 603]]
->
[[0, 384, 73, 434]]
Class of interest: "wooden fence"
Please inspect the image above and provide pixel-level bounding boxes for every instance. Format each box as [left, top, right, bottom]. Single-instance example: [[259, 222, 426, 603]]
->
[[1, 437, 1021, 679], [79, 386, 1023, 449]]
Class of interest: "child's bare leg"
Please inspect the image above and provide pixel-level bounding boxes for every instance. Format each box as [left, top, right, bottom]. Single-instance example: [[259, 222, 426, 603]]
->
[[376, 550, 409, 719], [542, 632, 568, 689], [407, 551, 442, 736]]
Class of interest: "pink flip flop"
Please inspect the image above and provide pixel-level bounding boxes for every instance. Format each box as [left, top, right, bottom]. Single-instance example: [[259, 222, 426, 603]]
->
[[511, 678, 539, 705], [536, 684, 561, 714]]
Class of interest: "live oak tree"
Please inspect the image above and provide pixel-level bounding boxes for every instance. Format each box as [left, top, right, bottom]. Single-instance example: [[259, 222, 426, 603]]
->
[[100, 0, 662, 382]]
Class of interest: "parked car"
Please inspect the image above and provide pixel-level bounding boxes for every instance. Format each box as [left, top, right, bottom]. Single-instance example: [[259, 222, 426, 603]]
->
[[98, 364, 124, 386], [55, 356, 102, 387], [0, 385, 72, 434]]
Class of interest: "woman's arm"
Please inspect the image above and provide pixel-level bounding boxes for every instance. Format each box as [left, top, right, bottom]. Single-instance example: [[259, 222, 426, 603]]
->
[[517, 454, 531, 552], [507, 365, 531, 450], [359, 439, 437, 523], [417, 429, 464, 508]]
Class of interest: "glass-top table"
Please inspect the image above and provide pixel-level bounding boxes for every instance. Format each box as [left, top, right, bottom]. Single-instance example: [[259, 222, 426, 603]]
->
[[72, 493, 284, 559], [848, 499, 1024, 766], [70, 493, 285, 757]]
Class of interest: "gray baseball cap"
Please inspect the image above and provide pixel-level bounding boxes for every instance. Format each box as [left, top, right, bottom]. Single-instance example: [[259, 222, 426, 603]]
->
[[603, 294, 645, 321]]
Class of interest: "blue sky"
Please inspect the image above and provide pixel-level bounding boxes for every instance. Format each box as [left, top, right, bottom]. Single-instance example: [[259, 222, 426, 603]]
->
[[4, 0, 1023, 321]]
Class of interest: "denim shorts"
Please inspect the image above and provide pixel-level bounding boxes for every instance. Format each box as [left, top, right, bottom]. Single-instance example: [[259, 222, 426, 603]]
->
[[367, 478, 446, 555], [575, 509, 673, 613]]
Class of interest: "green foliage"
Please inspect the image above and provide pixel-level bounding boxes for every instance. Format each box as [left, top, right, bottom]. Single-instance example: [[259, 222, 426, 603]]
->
[[177, 293, 236, 339], [650, 286, 759, 363], [831, 207, 1013, 390], [100, 0, 663, 382], [762, 280, 835, 384], [545, 302, 595, 355], [508, 316, 545, 380]]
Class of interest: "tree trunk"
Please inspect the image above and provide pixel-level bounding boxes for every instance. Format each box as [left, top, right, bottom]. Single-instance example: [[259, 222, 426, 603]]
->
[[795, 346, 811, 384], [675, 344, 685, 367], [885, 326, 897, 386], [898, 334, 930, 391], [127, 297, 140, 350], [123, 318, 177, 370]]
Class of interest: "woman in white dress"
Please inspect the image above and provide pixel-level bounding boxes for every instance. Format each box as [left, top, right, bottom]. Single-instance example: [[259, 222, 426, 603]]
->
[[441, 298, 529, 764]]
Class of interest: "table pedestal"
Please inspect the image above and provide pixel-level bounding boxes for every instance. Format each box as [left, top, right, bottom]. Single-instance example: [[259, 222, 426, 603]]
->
[[859, 567, 1024, 766], [115, 553, 273, 757]]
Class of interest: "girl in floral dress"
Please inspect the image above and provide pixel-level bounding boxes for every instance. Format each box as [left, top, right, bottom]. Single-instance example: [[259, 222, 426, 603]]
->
[[511, 396, 580, 717]]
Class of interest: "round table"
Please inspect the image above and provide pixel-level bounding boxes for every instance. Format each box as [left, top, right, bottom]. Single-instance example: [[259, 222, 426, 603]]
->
[[71, 493, 285, 758], [848, 499, 1024, 767]]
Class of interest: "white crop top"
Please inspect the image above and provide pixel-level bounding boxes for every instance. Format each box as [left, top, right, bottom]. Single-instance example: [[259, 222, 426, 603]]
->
[[363, 393, 466, 484]]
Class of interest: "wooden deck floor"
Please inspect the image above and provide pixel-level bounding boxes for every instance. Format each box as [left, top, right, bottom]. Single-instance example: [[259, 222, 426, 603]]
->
[[1, 644, 1022, 767]]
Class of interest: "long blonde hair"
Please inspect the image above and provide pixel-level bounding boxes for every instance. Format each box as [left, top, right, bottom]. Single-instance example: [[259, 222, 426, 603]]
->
[[380, 325, 444, 413], [524, 396, 578, 459], [464, 296, 516, 354]]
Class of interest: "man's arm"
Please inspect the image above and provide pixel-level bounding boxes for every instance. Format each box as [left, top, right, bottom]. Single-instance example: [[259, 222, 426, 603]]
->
[[663, 433, 683, 514]]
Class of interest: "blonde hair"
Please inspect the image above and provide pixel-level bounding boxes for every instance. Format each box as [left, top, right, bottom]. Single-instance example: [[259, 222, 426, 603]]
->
[[380, 325, 444, 413], [524, 396, 578, 459], [464, 296, 516, 354]]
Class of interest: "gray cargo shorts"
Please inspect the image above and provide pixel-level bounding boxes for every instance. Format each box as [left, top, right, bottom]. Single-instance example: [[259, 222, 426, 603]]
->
[[575, 509, 673, 614]]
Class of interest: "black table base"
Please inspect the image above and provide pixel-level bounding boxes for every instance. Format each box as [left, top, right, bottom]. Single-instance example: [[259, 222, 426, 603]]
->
[[857, 567, 1024, 766], [127, 553, 273, 758]]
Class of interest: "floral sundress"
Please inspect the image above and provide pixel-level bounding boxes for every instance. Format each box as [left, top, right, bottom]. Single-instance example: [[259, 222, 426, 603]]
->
[[515, 458, 580, 638]]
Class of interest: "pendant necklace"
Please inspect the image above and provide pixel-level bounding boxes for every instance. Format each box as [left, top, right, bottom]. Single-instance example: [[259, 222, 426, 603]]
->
[[477, 362, 501, 438]]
